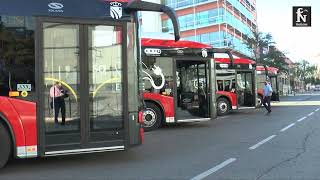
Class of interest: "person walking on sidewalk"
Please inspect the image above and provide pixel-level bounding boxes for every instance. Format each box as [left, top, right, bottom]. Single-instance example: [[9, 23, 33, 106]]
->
[[263, 81, 273, 114]]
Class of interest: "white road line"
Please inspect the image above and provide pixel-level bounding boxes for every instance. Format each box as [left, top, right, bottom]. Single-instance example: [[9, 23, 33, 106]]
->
[[249, 135, 276, 150], [190, 158, 236, 180], [280, 123, 295, 132], [297, 117, 307, 122], [315, 108, 319, 112], [217, 116, 230, 120], [308, 112, 314, 116]]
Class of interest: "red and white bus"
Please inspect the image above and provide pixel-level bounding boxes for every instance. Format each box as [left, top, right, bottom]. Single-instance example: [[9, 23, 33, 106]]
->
[[141, 37, 234, 131], [256, 66, 280, 102], [0, 0, 180, 167], [215, 56, 258, 115]]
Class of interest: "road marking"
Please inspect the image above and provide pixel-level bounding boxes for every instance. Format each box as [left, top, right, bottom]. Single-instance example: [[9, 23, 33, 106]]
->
[[217, 116, 230, 120], [190, 158, 236, 180], [315, 108, 319, 112], [297, 117, 307, 122], [280, 123, 295, 132], [249, 135, 276, 150], [307, 112, 314, 116]]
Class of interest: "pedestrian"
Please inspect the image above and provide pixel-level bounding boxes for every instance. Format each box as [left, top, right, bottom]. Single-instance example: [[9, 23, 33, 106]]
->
[[262, 81, 273, 114], [50, 82, 67, 125]]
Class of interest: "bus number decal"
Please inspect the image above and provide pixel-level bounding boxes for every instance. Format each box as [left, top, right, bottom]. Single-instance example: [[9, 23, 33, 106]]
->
[[17, 84, 32, 92]]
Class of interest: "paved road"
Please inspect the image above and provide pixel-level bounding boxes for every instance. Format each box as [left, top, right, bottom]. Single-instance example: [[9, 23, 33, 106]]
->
[[1, 93, 320, 180]]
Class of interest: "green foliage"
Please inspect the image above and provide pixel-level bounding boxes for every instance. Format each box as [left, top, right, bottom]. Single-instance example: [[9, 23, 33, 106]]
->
[[245, 30, 288, 73], [294, 60, 318, 84], [244, 29, 319, 89]]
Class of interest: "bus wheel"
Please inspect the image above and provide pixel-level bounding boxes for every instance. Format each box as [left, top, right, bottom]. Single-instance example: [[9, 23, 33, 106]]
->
[[143, 102, 162, 132], [257, 95, 263, 108], [0, 122, 11, 168], [217, 98, 230, 116]]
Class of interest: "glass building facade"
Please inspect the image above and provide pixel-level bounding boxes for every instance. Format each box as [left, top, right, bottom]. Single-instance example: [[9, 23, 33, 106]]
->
[[162, 0, 257, 58]]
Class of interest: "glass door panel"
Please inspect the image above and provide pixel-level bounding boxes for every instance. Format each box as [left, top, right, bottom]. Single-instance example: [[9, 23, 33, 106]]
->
[[237, 72, 254, 107], [43, 23, 81, 144], [176, 61, 209, 120], [88, 25, 124, 139], [244, 72, 254, 106]]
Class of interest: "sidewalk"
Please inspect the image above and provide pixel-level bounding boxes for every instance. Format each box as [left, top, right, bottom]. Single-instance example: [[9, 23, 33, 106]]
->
[[281, 91, 320, 97]]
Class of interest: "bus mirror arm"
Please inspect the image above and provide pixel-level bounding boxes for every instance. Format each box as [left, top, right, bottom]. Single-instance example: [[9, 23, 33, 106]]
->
[[264, 65, 268, 80], [125, 0, 180, 41], [210, 48, 234, 67]]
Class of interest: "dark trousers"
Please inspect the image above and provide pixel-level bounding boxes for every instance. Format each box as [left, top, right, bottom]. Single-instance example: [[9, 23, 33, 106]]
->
[[53, 97, 66, 124], [263, 96, 271, 112]]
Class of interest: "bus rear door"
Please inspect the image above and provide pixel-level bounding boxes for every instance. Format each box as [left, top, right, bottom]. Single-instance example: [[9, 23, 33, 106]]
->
[[235, 70, 257, 108]]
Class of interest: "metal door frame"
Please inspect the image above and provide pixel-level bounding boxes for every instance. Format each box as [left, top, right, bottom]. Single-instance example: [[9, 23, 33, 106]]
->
[[173, 57, 214, 122], [36, 17, 129, 156]]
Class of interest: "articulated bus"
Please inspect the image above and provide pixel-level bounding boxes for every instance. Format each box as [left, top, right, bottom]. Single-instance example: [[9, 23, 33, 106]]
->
[[215, 56, 258, 115], [256, 66, 280, 102], [141, 37, 234, 131], [0, 0, 180, 167]]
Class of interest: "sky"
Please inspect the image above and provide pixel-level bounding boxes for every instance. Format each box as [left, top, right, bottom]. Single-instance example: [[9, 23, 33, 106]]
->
[[256, 0, 320, 65]]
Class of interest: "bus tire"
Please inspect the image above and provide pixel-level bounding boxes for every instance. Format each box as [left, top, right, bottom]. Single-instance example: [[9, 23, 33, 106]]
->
[[143, 102, 162, 132], [257, 95, 263, 108], [0, 122, 12, 168], [217, 98, 230, 116]]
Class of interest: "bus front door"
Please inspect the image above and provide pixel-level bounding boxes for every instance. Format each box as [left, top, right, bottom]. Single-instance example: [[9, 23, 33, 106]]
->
[[175, 60, 210, 122], [38, 19, 129, 155]]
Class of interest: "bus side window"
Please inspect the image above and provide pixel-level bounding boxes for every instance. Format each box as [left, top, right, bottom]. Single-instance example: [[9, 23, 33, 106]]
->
[[217, 80, 223, 91], [224, 80, 231, 91]]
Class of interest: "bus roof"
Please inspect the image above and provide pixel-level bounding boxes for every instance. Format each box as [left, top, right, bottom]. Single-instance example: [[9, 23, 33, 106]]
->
[[215, 58, 256, 65], [141, 38, 211, 49], [256, 66, 279, 73], [0, 0, 134, 20]]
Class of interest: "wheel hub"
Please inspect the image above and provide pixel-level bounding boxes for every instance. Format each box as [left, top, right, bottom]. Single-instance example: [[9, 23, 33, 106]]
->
[[143, 108, 157, 127], [219, 102, 228, 113]]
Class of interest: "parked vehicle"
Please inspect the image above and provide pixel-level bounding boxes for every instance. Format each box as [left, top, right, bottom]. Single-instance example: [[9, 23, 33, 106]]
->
[[256, 66, 280, 105], [0, 0, 180, 168], [215, 56, 258, 115], [141, 37, 235, 131]]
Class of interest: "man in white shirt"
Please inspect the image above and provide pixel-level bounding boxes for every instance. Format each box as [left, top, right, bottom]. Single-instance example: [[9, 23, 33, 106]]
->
[[262, 81, 273, 114]]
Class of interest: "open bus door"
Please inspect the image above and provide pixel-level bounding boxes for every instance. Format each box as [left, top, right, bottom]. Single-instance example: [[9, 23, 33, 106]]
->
[[174, 59, 211, 122], [235, 70, 256, 108]]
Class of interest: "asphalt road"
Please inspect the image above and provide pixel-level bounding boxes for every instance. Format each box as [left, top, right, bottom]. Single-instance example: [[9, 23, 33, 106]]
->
[[1, 93, 320, 180]]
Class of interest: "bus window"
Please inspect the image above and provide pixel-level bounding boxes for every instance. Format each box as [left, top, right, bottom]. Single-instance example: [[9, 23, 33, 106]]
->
[[257, 72, 266, 90], [88, 25, 123, 131], [245, 73, 253, 92], [142, 57, 174, 96], [43, 23, 80, 133], [217, 80, 223, 91], [224, 80, 231, 91], [0, 16, 35, 101]]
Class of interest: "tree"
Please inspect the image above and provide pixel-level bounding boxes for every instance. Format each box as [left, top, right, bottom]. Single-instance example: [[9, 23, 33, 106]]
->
[[295, 60, 317, 85], [245, 30, 274, 64], [264, 46, 289, 73], [245, 30, 289, 73]]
